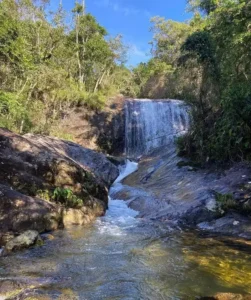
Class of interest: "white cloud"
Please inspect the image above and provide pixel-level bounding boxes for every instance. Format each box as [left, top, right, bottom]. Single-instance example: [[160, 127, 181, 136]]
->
[[94, 0, 151, 18], [130, 44, 147, 58], [126, 44, 150, 66]]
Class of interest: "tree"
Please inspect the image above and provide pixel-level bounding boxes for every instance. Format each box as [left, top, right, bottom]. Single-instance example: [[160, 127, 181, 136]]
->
[[0, 0, 131, 134], [188, 0, 220, 14], [150, 17, 193, 65], [178, 0, 251, 162]]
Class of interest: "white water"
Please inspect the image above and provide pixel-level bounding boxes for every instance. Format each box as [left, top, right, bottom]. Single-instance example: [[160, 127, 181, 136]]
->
[[114, 159, 138, 184], [125, 99, 190, 157], [96, 199, 138, 237], [98, 159, 139, 237], [105, 159, 139, 231]]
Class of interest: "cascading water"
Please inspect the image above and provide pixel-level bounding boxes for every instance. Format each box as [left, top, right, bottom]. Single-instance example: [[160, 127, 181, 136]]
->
[[1, 100, 251, 300], [125, 99, 190, 158]]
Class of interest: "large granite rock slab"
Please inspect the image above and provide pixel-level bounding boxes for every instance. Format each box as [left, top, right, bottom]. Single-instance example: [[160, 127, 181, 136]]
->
[[0, 128, 119, 246]]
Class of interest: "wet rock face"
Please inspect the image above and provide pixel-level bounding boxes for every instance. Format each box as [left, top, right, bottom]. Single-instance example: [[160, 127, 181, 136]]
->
[[0, 128, 119, 246], [0, 279, 28, 299]]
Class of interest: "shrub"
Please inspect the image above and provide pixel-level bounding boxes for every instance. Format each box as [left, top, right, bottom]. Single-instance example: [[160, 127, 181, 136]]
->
[[215, 192, 238, 214], [52, 187, 84, 209]]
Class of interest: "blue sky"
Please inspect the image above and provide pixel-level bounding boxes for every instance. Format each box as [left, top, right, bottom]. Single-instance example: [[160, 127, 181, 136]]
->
[[51, 0, 191, 66]]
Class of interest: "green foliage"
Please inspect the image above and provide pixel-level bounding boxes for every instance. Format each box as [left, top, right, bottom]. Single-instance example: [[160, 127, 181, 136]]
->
[[181, 31, 216, 65], [150, 17, 194, 65], [214, 187, 251, 216], [176, 0, 251, 163], [214, 191, 251, 216], [36, 187, 84, 209], [134, 0, 251, 164], [0, 0, 133, 135], [215, 192, 238, 214], [132, 58, 173, 97], [72, 3, 84, 14], [132, 14, 201, 99], [0, 91, 32, 132], [52, 187, 84, 209], [188, 0, 220, 14], [110, 65, 139, 97]]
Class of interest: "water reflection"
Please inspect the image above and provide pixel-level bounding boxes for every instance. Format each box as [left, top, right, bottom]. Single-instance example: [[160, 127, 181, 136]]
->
[[182, 233, 251, 294], [0, 200, 251, 299]]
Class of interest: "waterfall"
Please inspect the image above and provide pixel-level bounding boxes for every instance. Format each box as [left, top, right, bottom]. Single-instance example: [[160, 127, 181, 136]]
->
[[125, 99, 189, 158]]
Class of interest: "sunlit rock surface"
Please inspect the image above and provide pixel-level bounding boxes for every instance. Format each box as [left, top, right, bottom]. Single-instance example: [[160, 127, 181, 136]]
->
[[0, 128, 119, 246]]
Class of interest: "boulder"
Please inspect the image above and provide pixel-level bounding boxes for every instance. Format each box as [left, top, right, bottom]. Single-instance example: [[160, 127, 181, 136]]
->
[[0, 128, 119, 247], [0, 128, 118, 203], [63, 198, 106, 226], [24, 133, 119, 187], [0, 184, 62, 246], [197, 213, 251, 239], [4, 230, 40, 252]]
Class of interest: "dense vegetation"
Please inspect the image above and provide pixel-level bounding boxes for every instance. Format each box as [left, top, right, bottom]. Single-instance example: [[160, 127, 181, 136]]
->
[[135, 0, 251, 164], [0, 0, 135, 135], [1, 0, 250, 164]]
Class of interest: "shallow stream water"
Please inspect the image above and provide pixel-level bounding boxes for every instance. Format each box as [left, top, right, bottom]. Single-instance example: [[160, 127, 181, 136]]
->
[[1, 162, 251, 299]]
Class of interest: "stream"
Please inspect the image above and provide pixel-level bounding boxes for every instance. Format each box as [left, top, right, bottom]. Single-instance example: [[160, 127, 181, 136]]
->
[[1, 161, 251, 299]]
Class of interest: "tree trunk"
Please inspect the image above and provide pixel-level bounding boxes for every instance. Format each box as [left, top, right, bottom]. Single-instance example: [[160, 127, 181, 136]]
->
[[94, 69, 107, 93], [19, 120, 24, 134], [75, 13, 82, 87]]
